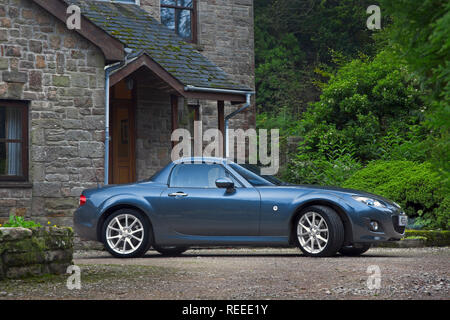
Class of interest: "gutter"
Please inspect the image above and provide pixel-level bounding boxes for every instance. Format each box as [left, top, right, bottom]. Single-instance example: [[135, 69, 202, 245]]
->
[[184, 85, 254, 96]]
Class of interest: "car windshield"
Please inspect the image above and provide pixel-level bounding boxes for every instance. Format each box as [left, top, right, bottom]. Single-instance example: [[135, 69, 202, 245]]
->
[[229, 163, 287, 186]]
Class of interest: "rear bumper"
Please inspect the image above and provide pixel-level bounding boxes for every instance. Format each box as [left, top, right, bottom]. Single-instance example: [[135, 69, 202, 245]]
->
[[73, 205, 99, 241]]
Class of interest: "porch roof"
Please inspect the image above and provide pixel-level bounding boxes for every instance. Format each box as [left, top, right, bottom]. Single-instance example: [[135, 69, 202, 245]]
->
[[63, 0, 252, 93]]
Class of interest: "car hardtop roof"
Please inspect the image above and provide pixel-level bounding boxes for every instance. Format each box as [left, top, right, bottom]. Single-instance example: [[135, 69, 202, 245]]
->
[[173, 157, 235, 165]]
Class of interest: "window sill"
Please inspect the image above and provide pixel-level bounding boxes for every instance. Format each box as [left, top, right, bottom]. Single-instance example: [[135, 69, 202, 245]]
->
[[0, 181, 33, 188]]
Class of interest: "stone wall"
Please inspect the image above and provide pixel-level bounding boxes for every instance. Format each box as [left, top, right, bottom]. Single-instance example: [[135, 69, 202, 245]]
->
[[140, 0, 160, 20], [0, 226, 74, 279], [0, 0, 105, 226], [197, 0, 256, 134], [135, 85, 172, 180]]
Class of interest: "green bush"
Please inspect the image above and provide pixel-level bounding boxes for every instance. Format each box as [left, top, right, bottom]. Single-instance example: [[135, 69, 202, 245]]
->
[[343, 161, 449, 229], [295, 50, 426, 163], [284, 153, 361, 187]]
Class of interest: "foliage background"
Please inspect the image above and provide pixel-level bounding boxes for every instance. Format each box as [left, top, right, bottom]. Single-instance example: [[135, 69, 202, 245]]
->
[[254, 0, 449, 229]]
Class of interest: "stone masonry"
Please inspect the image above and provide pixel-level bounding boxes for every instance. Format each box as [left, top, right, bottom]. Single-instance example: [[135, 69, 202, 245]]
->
[[135, 84, 173, 180], [197, 0, 255, 133], [0, 0, 105, 225], [0, 226, 74, 279]]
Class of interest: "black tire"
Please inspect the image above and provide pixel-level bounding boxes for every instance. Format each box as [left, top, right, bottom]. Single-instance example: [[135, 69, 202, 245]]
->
[[339, 244, 371, 256], [153, 245, 189, 256], [102, 209, 152, 258], [294, 205, 345, 257]]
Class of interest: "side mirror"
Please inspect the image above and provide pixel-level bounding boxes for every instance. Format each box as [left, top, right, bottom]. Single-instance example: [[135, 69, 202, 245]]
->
[[215, 177, 235, 192]]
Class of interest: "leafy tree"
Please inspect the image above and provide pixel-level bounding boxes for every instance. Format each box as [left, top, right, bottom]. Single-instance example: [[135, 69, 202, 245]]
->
[[255, 0, 380, 116], [295, 50, 425, 162], [259, 0, 378, 63], [378, 0, 450, 185], [255, 30, 309, 114]]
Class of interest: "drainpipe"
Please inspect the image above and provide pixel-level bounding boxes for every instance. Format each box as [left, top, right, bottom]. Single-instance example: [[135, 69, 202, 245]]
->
[[103, 48, 135, 185], [225, 92, 253, 158]]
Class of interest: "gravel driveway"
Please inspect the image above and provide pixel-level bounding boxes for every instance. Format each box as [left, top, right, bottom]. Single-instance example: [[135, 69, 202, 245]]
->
[[0, 247, 449, 300]]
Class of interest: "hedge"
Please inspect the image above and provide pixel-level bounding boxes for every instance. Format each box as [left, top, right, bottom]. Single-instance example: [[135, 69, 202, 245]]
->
[[343, 160, 449, 229]]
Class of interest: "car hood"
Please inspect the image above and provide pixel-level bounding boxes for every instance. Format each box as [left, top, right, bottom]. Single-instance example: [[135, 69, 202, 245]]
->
[[275, 184, 397, 207]]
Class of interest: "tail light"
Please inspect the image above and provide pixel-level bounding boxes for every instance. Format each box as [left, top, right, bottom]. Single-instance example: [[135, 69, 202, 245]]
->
[[79, 195, 87, 206]]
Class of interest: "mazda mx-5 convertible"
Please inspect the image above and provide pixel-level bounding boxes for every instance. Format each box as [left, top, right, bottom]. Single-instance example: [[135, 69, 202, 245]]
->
[[74, 157, 407, 258]]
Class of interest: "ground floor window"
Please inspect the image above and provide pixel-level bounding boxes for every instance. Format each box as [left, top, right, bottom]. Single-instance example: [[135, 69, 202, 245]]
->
[[0, 100, 28, 181]]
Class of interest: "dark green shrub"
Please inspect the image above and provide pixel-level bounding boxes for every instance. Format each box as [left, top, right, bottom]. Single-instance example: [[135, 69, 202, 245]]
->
[[284, 153, 361, 187], [295, 51, 425, 162], [343, 161, 449, 229]]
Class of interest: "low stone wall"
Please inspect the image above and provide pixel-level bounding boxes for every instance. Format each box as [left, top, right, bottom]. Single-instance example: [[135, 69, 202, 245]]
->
[[375, 230, 450, 248], [0, 227, 73, 280]]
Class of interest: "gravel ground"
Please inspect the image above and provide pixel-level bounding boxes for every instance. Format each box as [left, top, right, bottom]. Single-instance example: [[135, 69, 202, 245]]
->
[[0, 247, 449, 300]]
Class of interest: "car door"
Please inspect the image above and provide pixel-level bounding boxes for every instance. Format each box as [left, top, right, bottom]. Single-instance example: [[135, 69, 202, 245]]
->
[[159, 163, 261, 236]]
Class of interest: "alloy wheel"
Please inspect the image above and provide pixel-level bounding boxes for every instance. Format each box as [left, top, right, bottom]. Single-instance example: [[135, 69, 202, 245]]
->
[[106, 213, 144, 255], [297, 211, 329, 254]]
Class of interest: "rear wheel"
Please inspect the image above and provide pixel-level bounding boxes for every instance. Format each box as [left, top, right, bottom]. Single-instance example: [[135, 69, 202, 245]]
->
[[339, 244, 371, 256], [153, 245, 189, 256], [102, 209, 151, 258], [295, 205, 344, 257]]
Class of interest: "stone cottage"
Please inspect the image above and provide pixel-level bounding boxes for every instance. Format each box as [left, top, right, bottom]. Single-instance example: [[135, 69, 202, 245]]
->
[[0, 0, 255, 227]]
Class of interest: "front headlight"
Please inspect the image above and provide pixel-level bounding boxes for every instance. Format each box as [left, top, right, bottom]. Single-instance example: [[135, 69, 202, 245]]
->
[[352, 196, 386, 208]]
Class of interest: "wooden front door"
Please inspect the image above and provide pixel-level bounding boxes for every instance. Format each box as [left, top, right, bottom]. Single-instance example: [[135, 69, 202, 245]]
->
[[110, 81, 136, 184]]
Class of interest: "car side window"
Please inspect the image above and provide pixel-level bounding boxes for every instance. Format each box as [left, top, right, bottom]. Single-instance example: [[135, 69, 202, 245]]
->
[[169, 164, 241, 188]]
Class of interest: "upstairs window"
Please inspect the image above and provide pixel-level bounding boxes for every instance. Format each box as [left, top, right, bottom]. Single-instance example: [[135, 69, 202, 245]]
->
[[0, 101, 28, 181], [161, 0, 197, 42]]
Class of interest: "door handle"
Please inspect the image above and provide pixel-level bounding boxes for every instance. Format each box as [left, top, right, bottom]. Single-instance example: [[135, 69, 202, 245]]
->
[[168, 192, 188, 197]]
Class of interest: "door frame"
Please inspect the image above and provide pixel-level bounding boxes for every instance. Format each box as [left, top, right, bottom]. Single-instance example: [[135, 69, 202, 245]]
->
[[108, 83, 137, 184]]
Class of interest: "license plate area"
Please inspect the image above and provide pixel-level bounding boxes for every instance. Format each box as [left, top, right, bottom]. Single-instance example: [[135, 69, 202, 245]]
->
[[398, 215, 408, 226]]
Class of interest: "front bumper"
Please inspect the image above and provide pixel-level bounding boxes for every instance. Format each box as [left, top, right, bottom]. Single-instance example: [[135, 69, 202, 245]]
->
[[350, 207, 407, 244]]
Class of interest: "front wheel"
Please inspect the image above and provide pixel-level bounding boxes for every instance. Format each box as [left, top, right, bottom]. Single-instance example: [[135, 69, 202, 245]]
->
[[102, 209, 151, 258], [153, 245, 189, 256], [295, 205, 344, 257], [339, 244, 371, 256]]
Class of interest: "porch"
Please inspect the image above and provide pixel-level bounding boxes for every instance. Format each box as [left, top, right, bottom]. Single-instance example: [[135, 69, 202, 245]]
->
[[107, 55, 252, 184]]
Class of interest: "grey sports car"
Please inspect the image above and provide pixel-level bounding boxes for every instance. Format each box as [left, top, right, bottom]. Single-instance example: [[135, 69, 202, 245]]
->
[[74, 157, 407, 258]]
